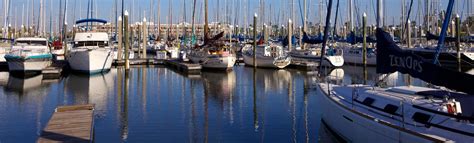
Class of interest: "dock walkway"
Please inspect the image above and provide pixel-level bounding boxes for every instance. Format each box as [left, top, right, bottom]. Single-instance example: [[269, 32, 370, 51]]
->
[[37, 104, 95, 143]]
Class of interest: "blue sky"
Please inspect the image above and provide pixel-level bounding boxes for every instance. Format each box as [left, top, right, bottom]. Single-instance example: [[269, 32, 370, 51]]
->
[[2, 0, 472, 31]]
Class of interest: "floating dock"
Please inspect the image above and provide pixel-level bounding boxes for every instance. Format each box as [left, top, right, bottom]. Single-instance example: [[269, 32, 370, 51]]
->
[[113, 58, 165, 66], [37, 104, 95, 143], [164, 60, 201, 74], [42, 60, 67, 79]]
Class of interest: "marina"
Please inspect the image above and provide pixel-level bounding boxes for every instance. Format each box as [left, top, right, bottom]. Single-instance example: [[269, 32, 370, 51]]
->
[[0, 0, 473, 142]]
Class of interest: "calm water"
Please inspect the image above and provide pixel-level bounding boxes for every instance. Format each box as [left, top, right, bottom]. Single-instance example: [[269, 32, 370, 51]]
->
[[0, 65, 427, 143]]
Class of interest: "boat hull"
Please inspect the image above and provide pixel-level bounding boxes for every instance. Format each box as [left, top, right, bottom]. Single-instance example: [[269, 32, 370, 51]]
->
[[343, 53, 377, 66], [242, 53, 291, 68], [5, 54, 52, 72], [68, 48, 114, 74], [316, 84, 465, 143], [290, 53, 344, 67], [190, 55, 236, 70]]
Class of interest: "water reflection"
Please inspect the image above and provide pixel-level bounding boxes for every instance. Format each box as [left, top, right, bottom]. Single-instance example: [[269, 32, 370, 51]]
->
[[64, 70, 115, 113], [6, 74, 44, 93]]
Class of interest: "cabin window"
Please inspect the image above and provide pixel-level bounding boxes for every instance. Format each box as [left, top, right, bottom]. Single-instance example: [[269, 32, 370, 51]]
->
[[16, 40, 47, 46], [362, 97, 375, 106], [383, 104, 399, 114], [75, 41, 109, 47], [412, 112, 431, 124]]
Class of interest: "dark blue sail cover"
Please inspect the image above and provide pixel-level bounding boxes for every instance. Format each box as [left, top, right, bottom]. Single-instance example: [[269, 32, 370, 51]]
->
[[302, 32, 323, 44], [426, 32, 474, 43], [376, 29, 474, 95]]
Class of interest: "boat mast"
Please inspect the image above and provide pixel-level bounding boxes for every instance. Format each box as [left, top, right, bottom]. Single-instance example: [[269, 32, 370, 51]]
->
[[377, 0, 383, 28], [318, 0, 333, 73], [433, 0, 455, 64]]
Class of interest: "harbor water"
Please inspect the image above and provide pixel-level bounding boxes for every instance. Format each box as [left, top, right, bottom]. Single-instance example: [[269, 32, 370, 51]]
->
[[0, 65, 448, 142]]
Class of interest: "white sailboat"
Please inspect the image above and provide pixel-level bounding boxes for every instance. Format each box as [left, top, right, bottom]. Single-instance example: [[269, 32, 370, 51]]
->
[[187, 0, 236, 70], [4, 37, 52, 73], [68, 31, 114, 73], [288, 46, 344, 67], [188, 45, 236, 70], [242, 43, 291, 68], [343, 46, 377, 66]]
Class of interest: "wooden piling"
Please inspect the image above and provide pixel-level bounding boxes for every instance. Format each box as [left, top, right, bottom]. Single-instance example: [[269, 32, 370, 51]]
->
[[142, 18, 147, 58], [63, 23, 68, 59], [407, 20, 411, 48], [288, 19, 292, 52], [455, 14, 461, 71], [118, 16, 123, 61], [253, 13, 258, 67], [362, 13, 367, 66], [124, 11, 130, 70]]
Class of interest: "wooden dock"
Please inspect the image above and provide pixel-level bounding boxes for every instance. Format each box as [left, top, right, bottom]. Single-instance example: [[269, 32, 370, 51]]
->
[[37, 104, 95, 143], [42, 60, 66, 79], [164, 60, 201, 74], [113, 58, 164, 66]]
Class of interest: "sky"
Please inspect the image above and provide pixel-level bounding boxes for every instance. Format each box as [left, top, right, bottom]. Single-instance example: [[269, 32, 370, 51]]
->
[[1, 0, 473, 32]]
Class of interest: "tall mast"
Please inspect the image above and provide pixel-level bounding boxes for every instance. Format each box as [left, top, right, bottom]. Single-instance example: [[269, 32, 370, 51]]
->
[[376, 0, 383, 28]]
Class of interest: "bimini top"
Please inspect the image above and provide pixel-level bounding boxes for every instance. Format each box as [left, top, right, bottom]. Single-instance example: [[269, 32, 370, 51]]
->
[[75, 18, 108, 25]]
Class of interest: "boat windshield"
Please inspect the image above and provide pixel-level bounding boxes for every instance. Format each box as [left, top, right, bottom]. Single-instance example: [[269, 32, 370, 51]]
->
[[74, 41, 109, 48], [15, 40, 47, 46]]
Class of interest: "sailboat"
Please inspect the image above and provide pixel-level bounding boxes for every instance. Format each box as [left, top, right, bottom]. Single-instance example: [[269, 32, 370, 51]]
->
[[242, 40, 291, 68], [67, 19, 114, 73], [4, 37, 52, 74], [288, 33, 344, 67], [317, 1, 474, 141], [187, 0, 236, 70]]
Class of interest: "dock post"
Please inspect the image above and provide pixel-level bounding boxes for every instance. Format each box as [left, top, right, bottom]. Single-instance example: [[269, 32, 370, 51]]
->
[[142, 18, 147, 58], [407, 20, 411, 48], [7, 24, 12, 41], [263, 23, 267, 43], [20, 25, 24, 37], [253, 13, 258, 67], [455, 14, 461, 71], [288, 19, 292, 52], [299, 26, 303, 49], [124, 11, 130, 70], [118, 16, 123, 61], [63, 23, 68, 59], [362, 13, 367, 66]]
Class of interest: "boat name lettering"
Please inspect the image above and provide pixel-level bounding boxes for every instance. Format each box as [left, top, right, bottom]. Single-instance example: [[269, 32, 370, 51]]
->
[[389, 54, 423, 72]]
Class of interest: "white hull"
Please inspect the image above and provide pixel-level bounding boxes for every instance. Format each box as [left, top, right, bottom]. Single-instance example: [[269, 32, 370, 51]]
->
[[343, 54, 377, 65], [290, 54, 344, 67], [7, 60, 51, 72], [189, 55, 236, 70], [242, 53, 290, 68], [68, 48, 114, 73], [317, 84, 474, 142]]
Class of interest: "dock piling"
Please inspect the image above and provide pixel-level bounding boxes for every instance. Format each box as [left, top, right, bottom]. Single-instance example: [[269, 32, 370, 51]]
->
[[455, 14, 461, 71], [363, 13, 367, 66], [407, 20, 411, 48], [253, 13, 258, 67], [118, 16, 123, 61], [142, 18, 147, 58], [288, 19, 292, 52], [124, 11, 130, 70]]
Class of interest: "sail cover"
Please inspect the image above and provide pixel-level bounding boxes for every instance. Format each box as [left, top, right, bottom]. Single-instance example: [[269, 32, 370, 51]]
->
[[376, 28, 474, 95], [302, 32, 323, 44]]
